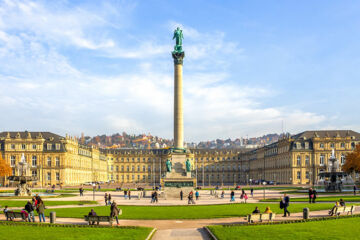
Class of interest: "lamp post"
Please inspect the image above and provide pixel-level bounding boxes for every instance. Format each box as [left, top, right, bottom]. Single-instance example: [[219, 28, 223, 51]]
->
[[202, 161, 205, 188], [263, 181, 267, 200], [92, 183, 96, 201], [195, 159, 198, 188]]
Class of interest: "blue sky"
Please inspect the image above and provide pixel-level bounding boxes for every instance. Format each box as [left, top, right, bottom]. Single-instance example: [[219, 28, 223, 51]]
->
[[0, 0, 360, 142]]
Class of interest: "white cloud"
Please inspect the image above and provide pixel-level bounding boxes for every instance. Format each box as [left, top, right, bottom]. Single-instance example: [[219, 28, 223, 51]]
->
[[0, 1, 343, 141]]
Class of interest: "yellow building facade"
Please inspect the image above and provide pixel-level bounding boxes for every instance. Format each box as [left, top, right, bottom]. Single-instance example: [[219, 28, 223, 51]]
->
[[1, 130, 359, 186], [0, 132, 107, 187], [242, 130, 360, 184]]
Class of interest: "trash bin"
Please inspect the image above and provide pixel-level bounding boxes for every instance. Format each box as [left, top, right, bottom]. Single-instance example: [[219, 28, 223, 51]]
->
[[303, 208, 309, 219], [50, 211, 56, 224]]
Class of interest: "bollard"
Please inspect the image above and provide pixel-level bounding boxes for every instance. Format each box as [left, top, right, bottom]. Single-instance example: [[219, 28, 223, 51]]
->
[[303, 208, 309, 220], [50, 211, 56, 224]]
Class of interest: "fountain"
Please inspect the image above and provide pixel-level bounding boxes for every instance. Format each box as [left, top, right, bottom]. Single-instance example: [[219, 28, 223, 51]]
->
[[317, 149, 354, 192], [7, 153, 37, 196]]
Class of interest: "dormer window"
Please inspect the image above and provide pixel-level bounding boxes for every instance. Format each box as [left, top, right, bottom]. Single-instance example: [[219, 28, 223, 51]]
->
[[21, 144, 26, 150], [55, 144, 60, 150], [320, 143, 324, 148], [47, 144, 52, 150]]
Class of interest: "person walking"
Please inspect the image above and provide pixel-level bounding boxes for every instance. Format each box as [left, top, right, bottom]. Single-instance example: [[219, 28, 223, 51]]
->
[[79, 187, 84, 197], [150, 191, 155, 203], [244, 193, 248, 203], [128, 189, 131, 200], [180, 190, 183, 200], [124, 189, 128, 200], [37, 200, 46, 222], [230, 191, 235, 202], [154, 191, 158, 203], [308, 188, 313, 204], [104, 193, 108, 206], [221, 190, 225, 199], [312, 189, 317, 203], [195, 190, 200, 200], [281, 194, 290, 217], [250, 188, 254, 198], [110, 201, 121, 225], [25, 201, 35, 222], [188, 191, 195, 204], [354, 185, 357, 196], [108, 194, 112, 205]]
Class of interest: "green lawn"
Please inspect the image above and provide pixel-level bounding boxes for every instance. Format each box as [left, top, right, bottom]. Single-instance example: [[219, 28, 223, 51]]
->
[[42, 203, 335, 220], [208, 217, 360, 240], [261, 195, 360, 202], [0, 200, 98, 208], [0, 224, 152, 240]]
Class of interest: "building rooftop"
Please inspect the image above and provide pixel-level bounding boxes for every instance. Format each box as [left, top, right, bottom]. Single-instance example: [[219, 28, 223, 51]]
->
[[291, 130, 360, 140]]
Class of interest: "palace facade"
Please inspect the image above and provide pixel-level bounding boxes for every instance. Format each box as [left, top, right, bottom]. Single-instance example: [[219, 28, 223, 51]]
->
[[1, 130, 359, 186]]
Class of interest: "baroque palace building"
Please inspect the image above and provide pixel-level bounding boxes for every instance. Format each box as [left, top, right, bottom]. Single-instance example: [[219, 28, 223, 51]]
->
[[0, 130, 359, 186]]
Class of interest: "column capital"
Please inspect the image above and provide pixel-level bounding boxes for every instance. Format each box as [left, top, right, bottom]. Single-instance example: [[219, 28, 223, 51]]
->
[[172, 51, 185, 65]]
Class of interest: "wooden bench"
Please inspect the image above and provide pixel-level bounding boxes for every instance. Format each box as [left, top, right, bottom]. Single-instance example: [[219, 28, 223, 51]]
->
[[247, 213, 275, 223], [84, 216, 113, 225], [5, 211, 27, 221], [261, 213, 276, 222], [334, 206, 355, 216]]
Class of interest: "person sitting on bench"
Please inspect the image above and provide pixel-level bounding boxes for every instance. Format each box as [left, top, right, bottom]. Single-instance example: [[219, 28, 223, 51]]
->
[[4, 206, 13, 221], [252, 206, 260, 214], [329, 202, 340, 216], [88, 209, 97, 225], [264, 206, 272, 214]]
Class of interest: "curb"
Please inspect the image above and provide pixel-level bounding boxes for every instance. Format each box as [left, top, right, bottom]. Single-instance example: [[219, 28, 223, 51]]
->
[[146, 227, 157, 240], [204, 226, 218, 240]]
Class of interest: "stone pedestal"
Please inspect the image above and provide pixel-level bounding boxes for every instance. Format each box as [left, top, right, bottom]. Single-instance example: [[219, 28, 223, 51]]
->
[[162, 153, 195, 199]]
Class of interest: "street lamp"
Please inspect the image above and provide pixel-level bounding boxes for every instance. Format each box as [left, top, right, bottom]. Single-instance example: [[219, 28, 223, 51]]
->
[[262, 181, 267, 200], [92, 183, 96, 201]]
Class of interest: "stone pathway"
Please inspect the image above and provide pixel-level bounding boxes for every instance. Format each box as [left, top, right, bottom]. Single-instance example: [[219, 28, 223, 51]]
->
[[1, 207, 359, 240]]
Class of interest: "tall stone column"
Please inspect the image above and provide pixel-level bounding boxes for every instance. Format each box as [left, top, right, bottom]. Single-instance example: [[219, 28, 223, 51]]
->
[[172, 51, 185, 149]]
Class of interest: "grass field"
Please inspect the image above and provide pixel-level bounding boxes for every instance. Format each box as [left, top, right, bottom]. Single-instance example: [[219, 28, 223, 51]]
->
[[0, 200, 98, 208], [41, 203, 336, 220], [0, 224, 152, 240], [208, 216, 360, 240], [261, 195, 360, 202]]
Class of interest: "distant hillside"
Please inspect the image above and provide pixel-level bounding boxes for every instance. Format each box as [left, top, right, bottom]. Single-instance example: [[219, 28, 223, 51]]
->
[[80, 132, 286, 149]]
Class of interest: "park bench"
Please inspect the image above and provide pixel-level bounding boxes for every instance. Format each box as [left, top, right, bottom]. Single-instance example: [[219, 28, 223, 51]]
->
[[5, 211, 27, 221], [247, 214, 261, 223], [334, 206, 355, 216], [260, 213, 276, 222], [84, 216, 113, 225], [247, 213, 275, 223]]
